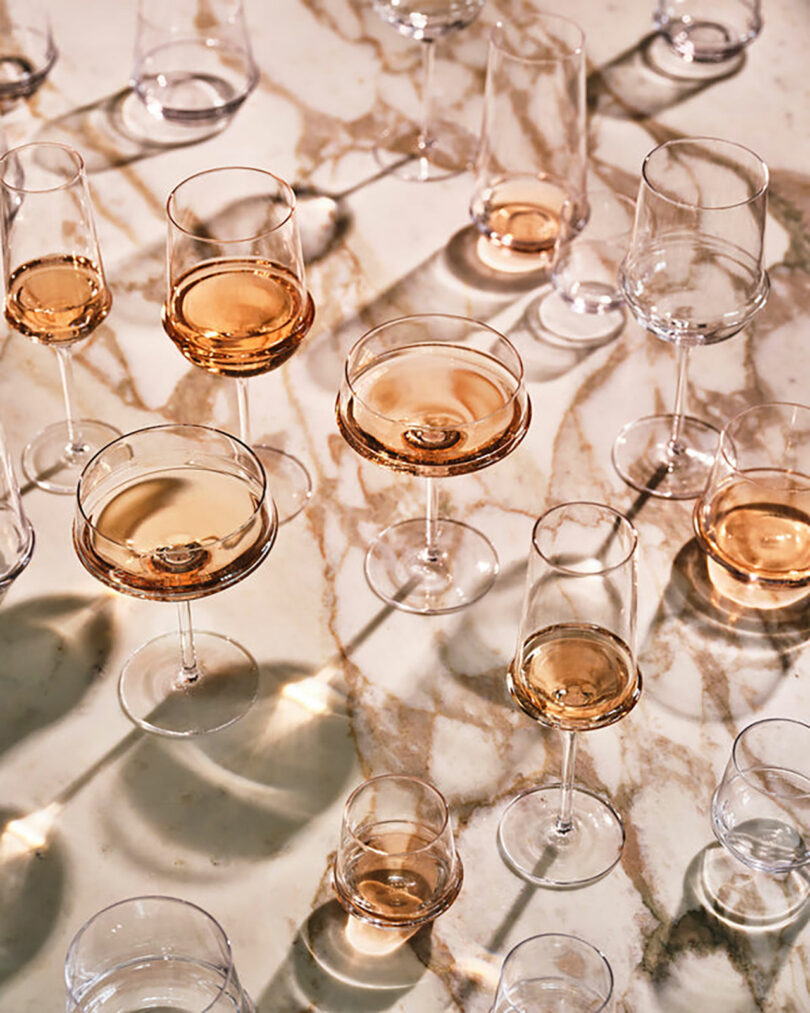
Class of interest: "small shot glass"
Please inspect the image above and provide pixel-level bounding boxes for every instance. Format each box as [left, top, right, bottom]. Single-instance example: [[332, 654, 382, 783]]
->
[[0, 1, 57, 101]]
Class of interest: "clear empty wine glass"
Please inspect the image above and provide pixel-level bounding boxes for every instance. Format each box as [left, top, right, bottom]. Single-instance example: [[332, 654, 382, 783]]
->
[[336, 313, 531, 614], [0, 142, 119, 495], [613, 136, 769, 500], [654, 0, 762, 63], [372, 0, 485, 181], [492, 933, 614, 1012], [65, 895, 255, 1012], [74, 423, 277, 737], [0, 0, 58, 101], [499, 502, 641, 887], [0, 414, 34, 593], [164, 166, 315, 524]]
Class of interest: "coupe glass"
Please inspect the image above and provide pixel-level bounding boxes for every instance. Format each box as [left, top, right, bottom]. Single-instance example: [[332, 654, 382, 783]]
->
[[336, 313, 531, 614], [333, 774, 463, 932], [499, 502, 641, 887], [694, 402, 810, 610], [612, 137, 769, 500], [0, 142, 118, 495], [74, 424, 277, 737], [65, 895, 254, 1012], [492, 933, 614, 1012], [372, 0, 485, 181], [164, 166, 315, 523]]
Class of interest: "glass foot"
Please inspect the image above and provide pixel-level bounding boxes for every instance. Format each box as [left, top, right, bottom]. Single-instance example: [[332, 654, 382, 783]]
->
[[373, 122, 476, 182], [365, 517, 498, 615], [533, 290, 626, 348], [251, 445, 312, 525], [612, 413, 720, 500], [118, 630, 259, 737], [22, 419, 121, 495], [498, 784, 625, 887]]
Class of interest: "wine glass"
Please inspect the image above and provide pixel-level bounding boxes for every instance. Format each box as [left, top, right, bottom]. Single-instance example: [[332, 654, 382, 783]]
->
[[65, 895, 255, 1011], [612, 136, 769, 500], [694, 401, 810, 611], [0, 142, 118, 495], [492, 933, 614, 1012], [0, 0, 58, 101], [336, 313, 531, 615], [499, 502, 641, 887], [372, 0, 485, 182], [333, 774, 463, 932], [654, 0, 762, 64], [74, 423, 277, 737], [0, 414, 34, 593], [164, 166, 315, 524]]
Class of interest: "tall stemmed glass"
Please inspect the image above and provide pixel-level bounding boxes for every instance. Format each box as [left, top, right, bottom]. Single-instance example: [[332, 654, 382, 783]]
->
[[74, 424, 277, 737], [164, 167, 315, 523], [613, 137, 769, 500], [372, 0, 485, 182], [0, 142, 117, 494], [499, 502, 641, 887], [336, 314, 531, 615]]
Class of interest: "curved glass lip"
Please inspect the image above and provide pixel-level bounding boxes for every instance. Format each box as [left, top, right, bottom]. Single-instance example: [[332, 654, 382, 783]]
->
[[531, 500, 638, 576], [166, 165, 295, 242], [74, 423, 270, 554], [342, 313, 527, 430], [64, 894, 236, 1012], [490, 13, 585, 63], [0, 141, 84, 193], [498, 932, 614, 1010], [641, 136, 769, 211], [731, 718, 810, 799], [717, 400, 810, 480], [342, 773, 452, 857]]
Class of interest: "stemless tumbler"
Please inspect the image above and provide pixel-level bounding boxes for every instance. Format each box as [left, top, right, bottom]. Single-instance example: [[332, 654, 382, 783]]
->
[[655, 0, 762, 63]]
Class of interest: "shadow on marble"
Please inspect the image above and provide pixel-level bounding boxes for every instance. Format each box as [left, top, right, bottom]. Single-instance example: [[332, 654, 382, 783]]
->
[[588, 32, 746, 121], [639, 539, 808, 723], [0, 594, 112, 755]]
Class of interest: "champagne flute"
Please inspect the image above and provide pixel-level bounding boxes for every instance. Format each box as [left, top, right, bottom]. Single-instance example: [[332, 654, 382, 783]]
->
[[74, 424, 277, 737], [499, 502, 641, 887], [0, 142, 118, 494], [372, 0, 485, 182], [613, 136, 769, 500], [336, 313, 531, 614], [164, 167, 315, 523]]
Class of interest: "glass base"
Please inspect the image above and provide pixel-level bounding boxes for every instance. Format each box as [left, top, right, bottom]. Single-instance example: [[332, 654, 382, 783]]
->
[[22, 419, 122, 495], [612, 413, 720, 500], [365, 517, 498, 615], [118, 630, 259, 737], [533, 290, 626, 348], [498, 784, 625, 888], [252, 445, 312, 525], [373, 122, 476, 182]]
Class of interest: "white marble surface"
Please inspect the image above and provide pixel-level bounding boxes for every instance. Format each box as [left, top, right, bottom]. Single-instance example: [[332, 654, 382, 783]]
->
[[0, 0, 809, 1010]]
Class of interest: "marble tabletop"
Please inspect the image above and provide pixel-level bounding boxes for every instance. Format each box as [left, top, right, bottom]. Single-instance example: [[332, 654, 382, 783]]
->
[[0, 0, 808, 1010]]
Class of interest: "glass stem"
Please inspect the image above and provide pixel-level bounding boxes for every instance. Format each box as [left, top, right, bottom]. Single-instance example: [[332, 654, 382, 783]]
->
[[235, 377, 251, 445], [668, 342, 692, 452], [424, 475, 440, 562], [55, 347, 83, 454], [556, 731, 578, 834], [176, 600, 200, 685], [418, 40, 436, 156]]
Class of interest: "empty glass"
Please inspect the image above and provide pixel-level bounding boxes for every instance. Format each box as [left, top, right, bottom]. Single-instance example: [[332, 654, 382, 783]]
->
[[65, 895, 254, 1011], [0, 0, 57, 101], [132, 0, 258, 123], [655, 0, 762, 63], [0, 416, 33, 593]]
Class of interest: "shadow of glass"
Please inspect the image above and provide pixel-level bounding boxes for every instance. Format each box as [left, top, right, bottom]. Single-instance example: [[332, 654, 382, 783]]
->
[[0, 594, 113, 755], [638, 540, 807, 721]]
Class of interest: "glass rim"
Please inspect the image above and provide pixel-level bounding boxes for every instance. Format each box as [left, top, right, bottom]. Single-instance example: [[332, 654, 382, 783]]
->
[[717, 400, 810, 477], [490, 14, 585, 63], [342, 773, 452, 857], [641, 136, 769, 211], [166, 165, 296, 243], [75, 423, 270, 552], [498, 932, 614, 1009], [0, 141, 84, 194], [64, 893, 236, 1012], [731, 717, 810, 798], [531, 500, 638, 575], [342, 313, 526, 429]]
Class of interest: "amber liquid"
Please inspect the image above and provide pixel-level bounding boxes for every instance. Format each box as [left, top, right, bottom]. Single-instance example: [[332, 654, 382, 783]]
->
[[335, 822, 462, 928], [75, 467, 274, 601], [6, 254, 111, 345], [472, 177, 570, 256], [510, 623, 640, 731], [163, 258, 315, 377], [695, 472, 810, 608], [337, 344, 529, 476]]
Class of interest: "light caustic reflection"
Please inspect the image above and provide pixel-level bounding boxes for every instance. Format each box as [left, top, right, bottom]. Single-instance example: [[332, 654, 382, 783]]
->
[[1, 802, 61, 860]]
